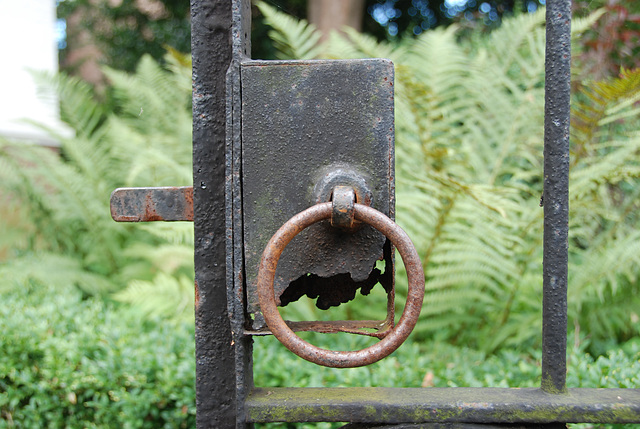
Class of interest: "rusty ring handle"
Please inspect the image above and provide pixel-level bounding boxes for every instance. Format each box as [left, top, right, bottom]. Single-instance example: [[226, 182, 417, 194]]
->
[[257, 202, 425, 368]]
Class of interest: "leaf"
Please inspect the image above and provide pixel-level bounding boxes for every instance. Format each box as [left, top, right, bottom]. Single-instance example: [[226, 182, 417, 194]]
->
[[256, 1, 323, 60]]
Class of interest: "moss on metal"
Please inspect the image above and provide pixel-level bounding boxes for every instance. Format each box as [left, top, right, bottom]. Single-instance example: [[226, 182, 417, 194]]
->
[[245, 387, 640, 424]]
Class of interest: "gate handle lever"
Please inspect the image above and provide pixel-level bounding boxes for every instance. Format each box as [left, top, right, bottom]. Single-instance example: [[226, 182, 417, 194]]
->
[[257, 201, 425, 368]]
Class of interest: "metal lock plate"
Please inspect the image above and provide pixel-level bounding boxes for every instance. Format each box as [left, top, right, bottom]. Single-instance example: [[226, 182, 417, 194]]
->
[[240, 59, 395, 330]]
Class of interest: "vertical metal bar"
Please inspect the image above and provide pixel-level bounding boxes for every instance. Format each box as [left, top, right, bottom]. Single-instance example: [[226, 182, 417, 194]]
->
[[191, 0, 235, 427], [228, 1, 253, 428], [542, 0, 571, 394]]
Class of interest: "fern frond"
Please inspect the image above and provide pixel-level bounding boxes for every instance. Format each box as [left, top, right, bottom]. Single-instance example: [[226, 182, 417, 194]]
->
[[31, 70, 104, 139], [572, 9, 607, 36], [102, 56, 192, 187], [569, 231, 640, 306], [484, 9, 546, 78], [572, 68, 640, 153], [137, 223, 194, 245], [103, 55, 191, 135], [164, 47, 193, 95], [123, 242, 194, 274], [0, 253, 118, 295], [256, 2, 323, 60], [485, 309, 541, 351], [570, 136, 640, 201], [325, 26, 407, 61], [1, 52, 194, 307], [113, 273, 194, 322]]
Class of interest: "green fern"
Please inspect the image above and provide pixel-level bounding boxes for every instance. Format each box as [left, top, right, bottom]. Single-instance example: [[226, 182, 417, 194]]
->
[[4, 6, 636, 351], [572, 68, 640, 171], [567, 69, 640, 346], [113, 273, 194, 322], [255, 2, 323, 60], [30, 70, 105, 140], [259, 5, 640, 353], [0, 253, 118, 295], [0, 51, 193, 318]]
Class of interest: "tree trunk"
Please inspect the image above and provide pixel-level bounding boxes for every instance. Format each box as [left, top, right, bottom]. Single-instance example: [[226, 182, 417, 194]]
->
[[62, 5, 106, 89], [308, 0, 365, 39]]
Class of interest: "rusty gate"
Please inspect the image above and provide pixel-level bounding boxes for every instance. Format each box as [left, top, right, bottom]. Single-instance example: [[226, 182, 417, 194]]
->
[[110, 0, 640, 427]]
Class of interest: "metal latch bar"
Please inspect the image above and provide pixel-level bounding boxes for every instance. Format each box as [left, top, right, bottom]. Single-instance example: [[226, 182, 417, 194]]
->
[[110, 186, 194, 222]]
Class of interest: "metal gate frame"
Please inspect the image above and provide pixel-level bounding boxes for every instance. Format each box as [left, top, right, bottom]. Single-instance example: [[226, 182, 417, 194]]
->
[[190, 0, 640, 427]]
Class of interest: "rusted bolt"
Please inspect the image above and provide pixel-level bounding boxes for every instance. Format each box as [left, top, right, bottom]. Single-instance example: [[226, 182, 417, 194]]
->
[[330, 186, 356, 230], [312, 166, 372, 207], [257, 202, 425, 368]]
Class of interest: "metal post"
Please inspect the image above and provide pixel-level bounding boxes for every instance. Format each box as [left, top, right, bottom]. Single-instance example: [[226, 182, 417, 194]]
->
[[191, 0, 236, 427], [542, 0, 571, 395]]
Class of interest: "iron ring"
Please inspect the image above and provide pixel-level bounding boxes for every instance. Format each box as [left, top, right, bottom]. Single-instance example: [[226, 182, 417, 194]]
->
[[257, 202, 425, 368]]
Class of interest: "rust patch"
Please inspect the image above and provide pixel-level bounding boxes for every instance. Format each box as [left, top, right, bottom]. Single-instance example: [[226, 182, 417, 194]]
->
[[194, 279, 200, 310], [110, 186, 194, 222], [183, 187, 194, 221], [144, 193, 165, 221]]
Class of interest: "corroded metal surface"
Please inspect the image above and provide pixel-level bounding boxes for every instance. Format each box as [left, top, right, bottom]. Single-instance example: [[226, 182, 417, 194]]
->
[[246, 387, 640, 424], [257, 203, 424, 368], [110, 186, 193, 222], [339, 424, 554, 428], [226, 1, 254, 428], [541, 0, 572, 395], [246, 320, 390, 338], [241, 59, 395, 318], [330, 186, 356, 230], [191, 0, 237, 427]]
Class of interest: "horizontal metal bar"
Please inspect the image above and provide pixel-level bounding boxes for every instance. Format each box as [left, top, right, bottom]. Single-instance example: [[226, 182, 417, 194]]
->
[[246, 319, 389, 338], [246, 387, 640, 424], [338, 424, 566, 429], [110, 186, 193, 222]]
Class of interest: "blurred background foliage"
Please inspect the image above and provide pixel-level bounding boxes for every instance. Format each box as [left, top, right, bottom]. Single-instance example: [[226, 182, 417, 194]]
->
[[0, 50, 195, 322], [55, 0, 640, 84], [1, 0, 639, 427], [257, 1, 640, 355]]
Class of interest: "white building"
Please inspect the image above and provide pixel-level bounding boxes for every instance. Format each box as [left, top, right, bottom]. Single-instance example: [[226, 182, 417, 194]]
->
[[0, 0, 69, 146]]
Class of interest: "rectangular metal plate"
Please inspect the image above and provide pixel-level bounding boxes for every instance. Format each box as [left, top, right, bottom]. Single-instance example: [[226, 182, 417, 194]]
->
[[241, 59, 395, 321]]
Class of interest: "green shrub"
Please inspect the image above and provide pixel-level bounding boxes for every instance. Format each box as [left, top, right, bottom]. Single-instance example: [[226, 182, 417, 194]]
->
[[254, 332, 639, 390], [0, 282, 195, 428], [2, 282, 637, 427]]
